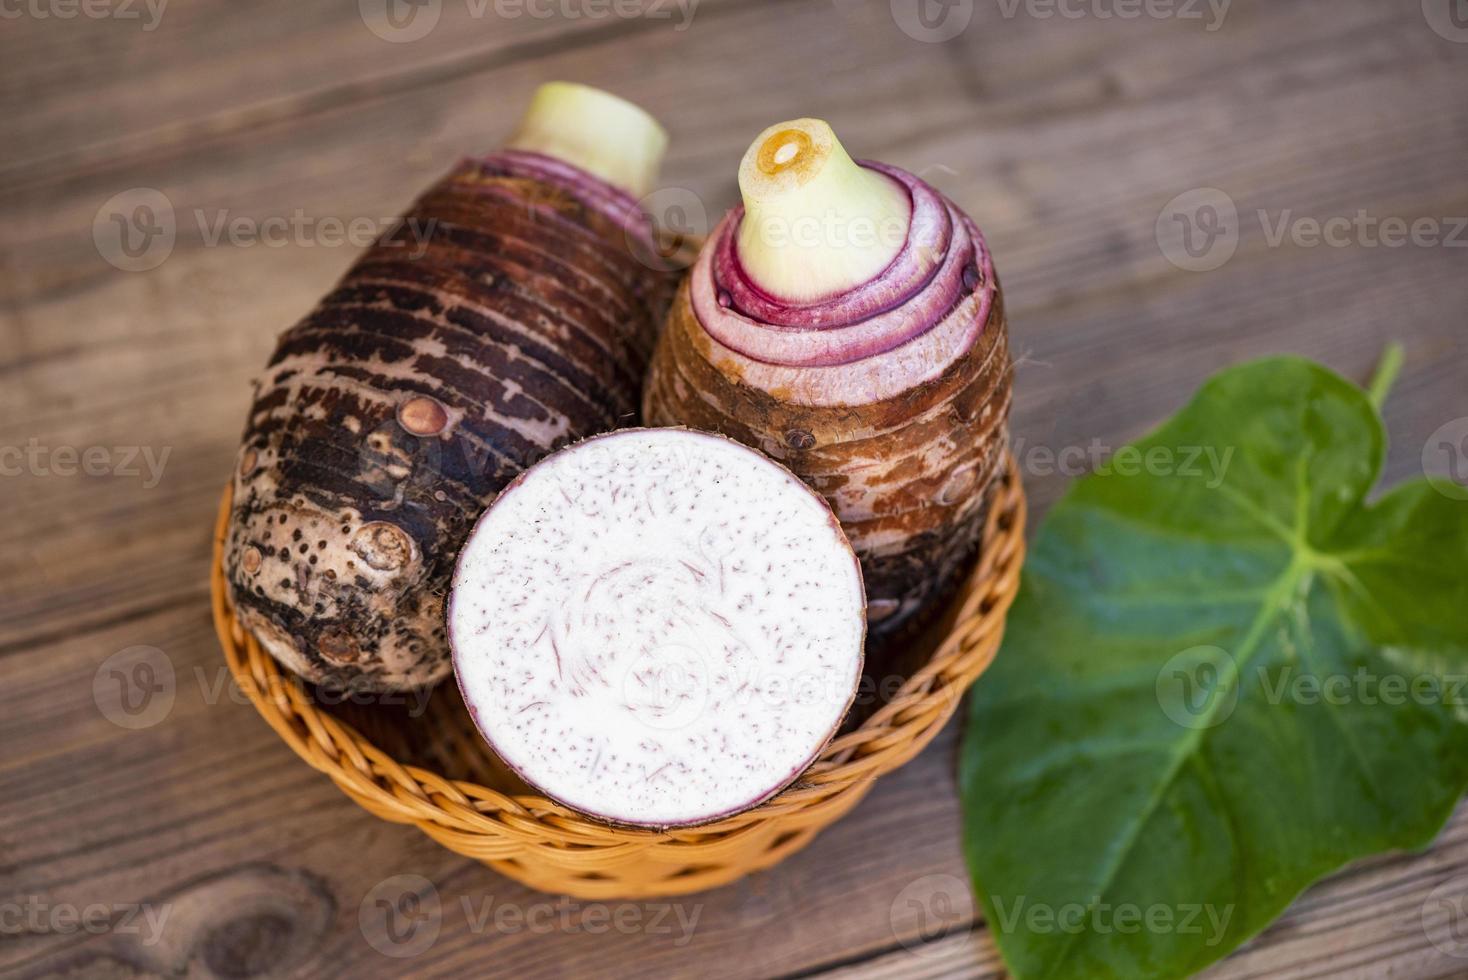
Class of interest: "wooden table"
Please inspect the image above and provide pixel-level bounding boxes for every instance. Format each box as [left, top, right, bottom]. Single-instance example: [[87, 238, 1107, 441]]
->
[[3, 0, 1466, 976]]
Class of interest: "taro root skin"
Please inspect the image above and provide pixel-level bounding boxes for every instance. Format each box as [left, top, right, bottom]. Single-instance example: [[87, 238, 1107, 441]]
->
[[644, 120, 1012, 638], [225, 86, 674, 692], [449, 428, 866, 829]]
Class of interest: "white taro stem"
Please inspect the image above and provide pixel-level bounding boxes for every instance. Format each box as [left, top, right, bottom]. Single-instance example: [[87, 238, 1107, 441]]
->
[[506, 81, 668, 197], [735, 118, 912, 302]]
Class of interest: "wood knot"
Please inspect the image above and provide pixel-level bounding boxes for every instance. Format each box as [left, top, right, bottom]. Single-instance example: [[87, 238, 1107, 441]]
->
[[202, 913, 295, 978]]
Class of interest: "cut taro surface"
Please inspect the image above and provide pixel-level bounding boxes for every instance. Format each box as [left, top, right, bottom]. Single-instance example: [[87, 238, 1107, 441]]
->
[[449, 427, 866, 828]]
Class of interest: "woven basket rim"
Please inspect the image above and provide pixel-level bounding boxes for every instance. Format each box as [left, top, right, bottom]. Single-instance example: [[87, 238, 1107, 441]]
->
[[210, 452, 1026, 892]]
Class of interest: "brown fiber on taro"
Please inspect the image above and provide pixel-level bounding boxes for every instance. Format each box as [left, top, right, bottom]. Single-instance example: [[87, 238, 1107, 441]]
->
[[225, 83, 675, 692]]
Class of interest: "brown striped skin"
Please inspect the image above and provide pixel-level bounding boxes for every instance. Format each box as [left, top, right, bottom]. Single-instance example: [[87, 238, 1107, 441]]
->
[[643, 278, 1011, 640], [225, 155, 675, 691]]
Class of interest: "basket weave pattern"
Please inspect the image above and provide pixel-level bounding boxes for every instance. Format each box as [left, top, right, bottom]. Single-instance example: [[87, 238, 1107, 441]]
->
[[210, 454, 1026, 898]]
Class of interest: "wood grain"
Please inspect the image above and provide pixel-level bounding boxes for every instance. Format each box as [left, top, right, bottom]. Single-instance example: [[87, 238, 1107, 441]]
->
[[2, 0, 1466, 976]]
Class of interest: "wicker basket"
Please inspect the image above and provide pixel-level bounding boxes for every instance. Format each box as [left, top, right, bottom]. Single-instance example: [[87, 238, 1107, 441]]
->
[[209, 454, 1026, 899]]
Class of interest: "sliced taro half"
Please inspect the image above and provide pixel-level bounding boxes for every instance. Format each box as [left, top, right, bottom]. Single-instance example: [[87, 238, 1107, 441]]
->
[[449, 427, 866, 829]]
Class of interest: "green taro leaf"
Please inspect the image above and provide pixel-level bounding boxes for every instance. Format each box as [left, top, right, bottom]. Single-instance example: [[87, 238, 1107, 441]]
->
[[960, 356, 1468, 980]]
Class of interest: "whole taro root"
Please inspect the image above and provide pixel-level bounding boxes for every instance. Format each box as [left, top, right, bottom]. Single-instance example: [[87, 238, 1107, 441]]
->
[[225, 84, 676, 692], [644, 119, 1012, 640]]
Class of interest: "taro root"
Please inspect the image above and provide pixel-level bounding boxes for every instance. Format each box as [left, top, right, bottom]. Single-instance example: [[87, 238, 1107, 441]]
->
[[643, 119, 1013, 640], [448, 428, 866, 828], [225, 83, 676, 691]]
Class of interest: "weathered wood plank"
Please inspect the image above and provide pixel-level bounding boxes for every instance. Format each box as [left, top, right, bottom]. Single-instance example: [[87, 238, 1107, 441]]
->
[[0, 0, 730, 183]]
